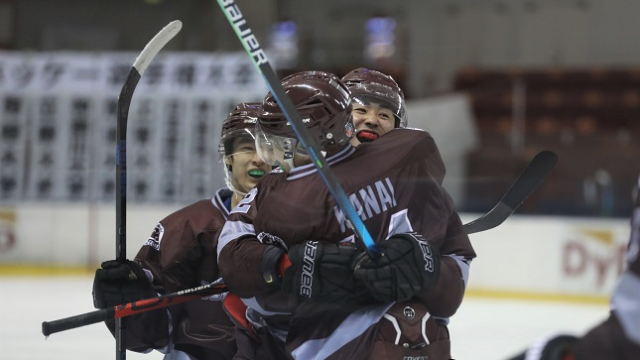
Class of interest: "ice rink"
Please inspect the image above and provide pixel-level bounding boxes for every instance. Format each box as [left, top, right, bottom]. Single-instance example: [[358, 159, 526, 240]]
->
[[1, 275, 610, 360]]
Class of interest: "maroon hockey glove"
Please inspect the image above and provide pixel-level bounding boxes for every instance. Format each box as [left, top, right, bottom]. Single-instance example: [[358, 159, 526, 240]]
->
[[92, 260, 157, 309], [353, 232, 440, 303], [282, 241, 369, 304]]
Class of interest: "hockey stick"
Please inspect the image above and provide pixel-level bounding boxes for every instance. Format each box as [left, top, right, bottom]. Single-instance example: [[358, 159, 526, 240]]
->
[[463, 150, 558, 234], [216, 0, 379, 258], [114, 20, 182, 360], [42, 282, 227, 337], [40, 151, 556, 336]]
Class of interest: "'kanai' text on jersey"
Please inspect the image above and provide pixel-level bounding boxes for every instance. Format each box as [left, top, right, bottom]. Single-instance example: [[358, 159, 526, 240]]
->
[[333, 177, 397, 233]]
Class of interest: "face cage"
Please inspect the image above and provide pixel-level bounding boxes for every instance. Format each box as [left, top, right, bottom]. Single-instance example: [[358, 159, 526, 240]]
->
[[350, 89, 407, 128]]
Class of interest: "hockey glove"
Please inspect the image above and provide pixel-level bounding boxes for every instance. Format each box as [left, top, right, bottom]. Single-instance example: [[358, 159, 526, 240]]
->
[[353, 232, 440, 303], [260, 245, 290, 287], [92, 260, 156, 309], [282, 241, 369, 304]]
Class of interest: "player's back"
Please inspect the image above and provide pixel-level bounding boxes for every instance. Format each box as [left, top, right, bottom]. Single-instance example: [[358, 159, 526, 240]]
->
[[253, 128, 454, 249]]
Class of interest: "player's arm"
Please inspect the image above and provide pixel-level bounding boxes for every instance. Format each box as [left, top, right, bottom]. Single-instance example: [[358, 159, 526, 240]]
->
[[218, 232, 283, 298], [217, 187, 282, 298], [92, 220, 178, 353], [417, 212, 474, 317], [92, 258, 169, 353], [353, 192, 474, 318], [412, 134, 473, 317]]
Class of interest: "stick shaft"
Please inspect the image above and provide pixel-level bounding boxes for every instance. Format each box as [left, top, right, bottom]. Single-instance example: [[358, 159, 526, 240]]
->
[[215, 0, 378, 258], [42, 283, 226, 336], [43, 308, 113, 337], [113, 20, 182, 360]]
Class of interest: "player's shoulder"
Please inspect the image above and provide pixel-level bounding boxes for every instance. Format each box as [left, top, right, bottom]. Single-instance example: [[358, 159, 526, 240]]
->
[[394, 127, 437, 146], [368, 127, 439, 157], [161, 198, 224, 227], [180, 198, 218, 214], [256, 167, 288, 188]]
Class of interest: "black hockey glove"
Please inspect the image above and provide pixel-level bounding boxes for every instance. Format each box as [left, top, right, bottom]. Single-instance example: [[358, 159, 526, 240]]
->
[[353, 233, 440, 303], [92, 260, 156, 309], [260, 245, 288, 287], [282, 241, 369, 304]]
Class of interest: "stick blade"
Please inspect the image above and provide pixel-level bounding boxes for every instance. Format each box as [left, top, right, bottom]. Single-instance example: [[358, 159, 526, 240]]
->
[[463, 150, 558, 234], [133, 20, 182, 75], [501, 150, 558, 209]]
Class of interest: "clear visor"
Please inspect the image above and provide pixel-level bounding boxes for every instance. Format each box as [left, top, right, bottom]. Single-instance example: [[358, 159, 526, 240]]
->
[[219, 128, 257, 158], [350, 83, 407, 127], [255, 125, 306, 166], [352, 95, 403, 120]]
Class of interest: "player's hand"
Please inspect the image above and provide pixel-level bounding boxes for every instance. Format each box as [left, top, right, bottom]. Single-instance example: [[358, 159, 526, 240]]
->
[[353, 233, 440, 303], [282, 241, 369, 304], [92, 260, 156, 309]]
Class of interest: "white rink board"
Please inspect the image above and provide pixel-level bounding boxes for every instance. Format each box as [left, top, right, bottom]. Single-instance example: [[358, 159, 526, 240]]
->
[[0, 204, 631, 300], [460, 213, 629, 298]]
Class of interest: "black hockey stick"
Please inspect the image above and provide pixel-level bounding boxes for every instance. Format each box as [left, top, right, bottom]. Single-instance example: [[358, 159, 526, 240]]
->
[[40, 151, 555, 337], [216, 0, 379, 258], [114, 20, 182, 360], [42, 282, 228, 337], [463, 150, 558, 234]]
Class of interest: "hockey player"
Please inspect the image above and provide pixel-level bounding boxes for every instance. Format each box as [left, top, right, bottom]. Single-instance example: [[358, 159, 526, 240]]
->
[[91, 102, 272, 360], [341, 67, 407, 146], [506, 174, 640, 360], [217, 70, 475, 360]]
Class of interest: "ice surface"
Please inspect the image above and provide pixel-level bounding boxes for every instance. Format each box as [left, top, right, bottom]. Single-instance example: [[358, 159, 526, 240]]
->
[[0, 276, 610, 360]]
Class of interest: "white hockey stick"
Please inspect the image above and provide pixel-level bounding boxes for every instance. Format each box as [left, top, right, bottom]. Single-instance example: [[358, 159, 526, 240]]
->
[[114, 20, 182, 360]]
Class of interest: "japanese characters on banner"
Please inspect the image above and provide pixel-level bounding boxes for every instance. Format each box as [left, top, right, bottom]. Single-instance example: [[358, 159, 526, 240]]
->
[[0, 51, 268, 203], [0, 53, 33, 201]]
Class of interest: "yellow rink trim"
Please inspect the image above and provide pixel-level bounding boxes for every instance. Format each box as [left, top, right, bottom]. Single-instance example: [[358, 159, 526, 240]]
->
[[0, 264, 611, 305], [465, 288, 610, 305], [0, 264, 95, 276]]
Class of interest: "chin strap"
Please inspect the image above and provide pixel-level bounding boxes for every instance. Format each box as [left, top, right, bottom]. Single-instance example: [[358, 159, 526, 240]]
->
[[282, 138, 298, 170], [283, 158, 296, 170], [222, 159, 248, 197]]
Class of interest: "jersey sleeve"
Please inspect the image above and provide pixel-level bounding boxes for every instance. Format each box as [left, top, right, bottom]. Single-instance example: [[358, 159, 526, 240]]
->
[[405, 132, 476, 318], [418, 211, 474, 317], [217, 186, 275, 299], [109, 200, 228, 354], [566, 175, 640, 359], [607, 174, 640, 346]]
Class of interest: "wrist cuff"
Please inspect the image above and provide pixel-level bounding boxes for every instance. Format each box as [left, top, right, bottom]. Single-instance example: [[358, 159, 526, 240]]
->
[[261, 246, 286, 285]]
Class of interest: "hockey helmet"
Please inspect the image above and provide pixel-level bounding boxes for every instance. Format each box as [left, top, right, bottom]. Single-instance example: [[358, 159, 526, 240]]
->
[[256, 71, 354, 166], [218, 102, 261, 157], [342, 67, 407, 128]]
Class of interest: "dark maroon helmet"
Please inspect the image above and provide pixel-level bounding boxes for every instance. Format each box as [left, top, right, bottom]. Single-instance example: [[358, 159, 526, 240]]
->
[[258, 71, 354, 158], [342, 67, 407, 128], [218, 102, 261, 156]]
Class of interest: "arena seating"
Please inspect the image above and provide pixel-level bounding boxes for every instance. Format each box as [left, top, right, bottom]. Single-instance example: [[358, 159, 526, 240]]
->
[[455, 67, 640, 217]]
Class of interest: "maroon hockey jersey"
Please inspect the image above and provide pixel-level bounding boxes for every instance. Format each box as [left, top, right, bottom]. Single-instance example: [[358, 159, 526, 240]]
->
[[118, 188, 237, 359], [574, 174, 640, 360], [217, 128, 476, 359]]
